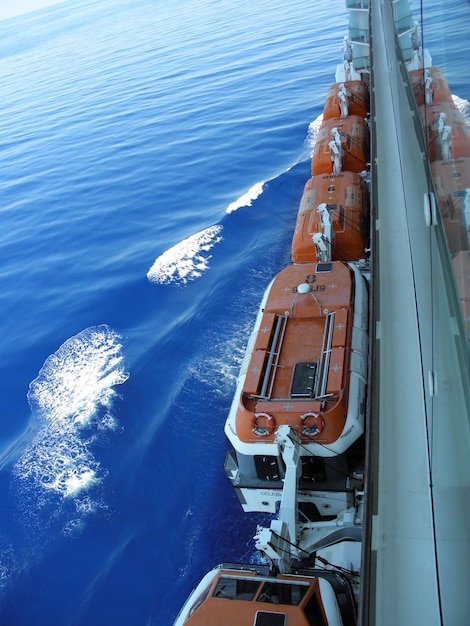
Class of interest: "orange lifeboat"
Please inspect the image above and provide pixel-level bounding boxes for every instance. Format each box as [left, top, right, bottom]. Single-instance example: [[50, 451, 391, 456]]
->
[[311, 115, 369, 175], [323, 80, 369, 119], [226, 261, 368, 457], [419, 102, 470, 162], [431, 158, 470, 254], [292, 172, 369, 262], [409, 67, 453, 106]]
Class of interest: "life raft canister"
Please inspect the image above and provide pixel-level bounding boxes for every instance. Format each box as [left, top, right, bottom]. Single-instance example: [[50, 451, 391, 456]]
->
[[252, 412, 275, 437], [300, 412, 325, 438]]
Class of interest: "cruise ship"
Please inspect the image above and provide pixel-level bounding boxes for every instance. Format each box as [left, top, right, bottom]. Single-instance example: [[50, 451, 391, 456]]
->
[[174, 0, 470, 624]]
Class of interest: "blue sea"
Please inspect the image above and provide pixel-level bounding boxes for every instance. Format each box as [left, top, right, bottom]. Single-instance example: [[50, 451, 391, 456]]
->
[[0, 0, 468, 624]]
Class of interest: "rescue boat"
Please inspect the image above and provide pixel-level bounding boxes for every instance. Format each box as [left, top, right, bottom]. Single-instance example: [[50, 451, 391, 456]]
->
[[224, 260, 367, 515], [323, 80, 369, 119], [311, 115, 369, 175], [173, 563, 358, 626], [292, 171, 369, 263]]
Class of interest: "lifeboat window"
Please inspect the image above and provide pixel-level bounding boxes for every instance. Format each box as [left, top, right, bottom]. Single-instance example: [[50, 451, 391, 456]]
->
[[315, 262, 333, 273], [213, 577, 260, 601], [254, 455, 281, 481], [291, 362, 317, 397], [189, 585, 211, 616], [304, 593, 327, 626], [257, 581, 309, 606], [254, 611, 286, 626]]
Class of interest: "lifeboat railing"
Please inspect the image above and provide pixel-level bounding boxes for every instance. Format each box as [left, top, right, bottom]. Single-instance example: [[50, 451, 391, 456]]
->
[[259, 313, 288, 399], [314, 311, 336, 398]]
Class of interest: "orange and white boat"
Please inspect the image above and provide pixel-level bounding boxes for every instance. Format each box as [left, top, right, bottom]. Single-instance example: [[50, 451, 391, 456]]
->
[[173, 563, 358, 626], [292, 171, 369, 263], [323, 80, 369, 119], [418, 101, 470, 162], [224, 260, 367, 516], [409, 67, 453, 106], [311, 115, 369, 176], [431, 158, 470, 254]]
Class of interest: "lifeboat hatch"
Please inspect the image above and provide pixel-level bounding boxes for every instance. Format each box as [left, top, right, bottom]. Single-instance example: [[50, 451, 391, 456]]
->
[[316, 262, 333, 273], [254, 611, 286, 626], [291, 362, 317, 397]]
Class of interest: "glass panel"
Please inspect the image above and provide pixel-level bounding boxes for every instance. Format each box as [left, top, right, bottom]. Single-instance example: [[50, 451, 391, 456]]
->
[[257, 581, 309, 606], [370, 1, 470, 623], [213, 577, 260, 601], [416, 2, 470, 621]]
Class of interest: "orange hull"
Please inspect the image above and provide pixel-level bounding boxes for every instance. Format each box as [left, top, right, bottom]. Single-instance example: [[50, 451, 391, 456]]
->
[[419, 102, 470, 162], [292, 172, 369, 262], [233, 262, 366, 450], [431, 158, 470, 254], [323, 80, 369, 119], [311, 115, 369, 175], [409, 67, 453, 106]]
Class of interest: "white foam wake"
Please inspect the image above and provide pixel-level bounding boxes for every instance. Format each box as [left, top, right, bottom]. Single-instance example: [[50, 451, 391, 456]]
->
[[453, 94, 470, 127], [226, 181, 265, 214], [305, 113, 323, 156], [14, 325, 128, 500], [147, 225, 223, 285]]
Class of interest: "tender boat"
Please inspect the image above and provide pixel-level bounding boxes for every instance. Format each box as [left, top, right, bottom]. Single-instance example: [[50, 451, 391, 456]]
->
[[292, 171, 369, 263], [311, 115, 369, 176], [224, 260, 368, 515], [323, 81, 369, 120], [173, 562, 358, 626]]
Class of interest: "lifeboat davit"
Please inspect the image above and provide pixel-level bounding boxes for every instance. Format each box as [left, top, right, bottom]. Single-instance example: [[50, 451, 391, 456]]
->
[[409, 67, 453, 106], [292, 171, 369, 262], [419, 102, 470, 162], [225, 261, 368, 458], [431, 158, 470, 254], [323, 80, 369, 119], [311, 115, 369, 175]]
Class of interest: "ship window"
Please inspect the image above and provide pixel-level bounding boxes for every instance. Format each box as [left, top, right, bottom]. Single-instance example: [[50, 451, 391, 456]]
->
[[258, 581, 308, 606], [254, 455, 281, 481], [254, 611, 286, 626], [213, 577, 260, 601], [316, 262, 333, 273]]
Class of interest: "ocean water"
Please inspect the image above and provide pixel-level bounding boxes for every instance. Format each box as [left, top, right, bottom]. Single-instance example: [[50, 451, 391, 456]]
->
[[0, 0, 468, 624]]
